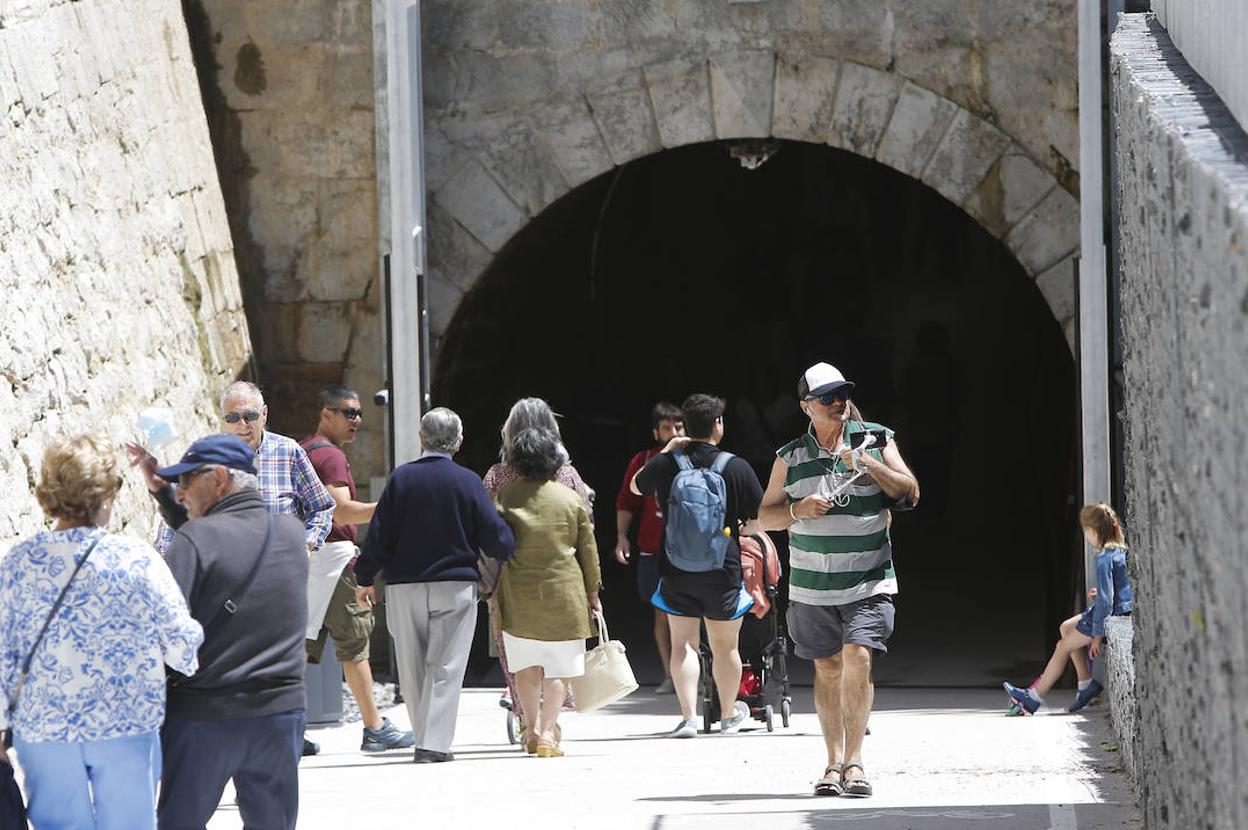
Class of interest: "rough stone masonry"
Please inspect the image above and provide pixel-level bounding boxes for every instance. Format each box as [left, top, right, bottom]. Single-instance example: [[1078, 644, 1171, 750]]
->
[[1112, 14, 1248, 830], [0, 0, 251, 548]]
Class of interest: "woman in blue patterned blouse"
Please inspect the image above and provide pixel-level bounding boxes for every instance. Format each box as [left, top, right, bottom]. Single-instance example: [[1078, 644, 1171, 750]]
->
[[0, 434, 203, 830]]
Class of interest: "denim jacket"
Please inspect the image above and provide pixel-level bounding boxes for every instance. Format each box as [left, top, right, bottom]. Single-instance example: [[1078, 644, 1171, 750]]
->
[[1088, 544, 1133, 637]]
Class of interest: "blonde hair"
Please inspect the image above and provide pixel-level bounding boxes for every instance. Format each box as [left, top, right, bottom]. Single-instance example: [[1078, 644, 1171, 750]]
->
[[1079, 502, 1127, 550], [34, 433, 120, 522]]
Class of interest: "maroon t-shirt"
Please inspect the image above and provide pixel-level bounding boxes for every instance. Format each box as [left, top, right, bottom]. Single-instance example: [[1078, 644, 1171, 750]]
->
[[301, 435, 356, 545]]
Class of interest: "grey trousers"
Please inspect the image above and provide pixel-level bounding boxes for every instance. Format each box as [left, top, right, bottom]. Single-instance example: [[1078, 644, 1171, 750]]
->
[[386, 581, 477, 754]]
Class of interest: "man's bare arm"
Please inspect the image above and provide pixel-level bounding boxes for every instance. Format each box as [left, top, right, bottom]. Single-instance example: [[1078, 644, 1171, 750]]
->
[[327, 483, 377, 525], [755, 458, 833, 532], [844, 441, 919, 504]]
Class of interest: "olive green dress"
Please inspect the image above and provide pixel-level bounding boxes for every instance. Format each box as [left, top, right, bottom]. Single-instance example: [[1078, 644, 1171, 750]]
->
[[495, 478, 601, 644]]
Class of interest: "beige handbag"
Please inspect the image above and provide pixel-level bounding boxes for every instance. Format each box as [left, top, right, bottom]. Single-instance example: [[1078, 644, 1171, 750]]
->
[[571, 609, 639, 712]]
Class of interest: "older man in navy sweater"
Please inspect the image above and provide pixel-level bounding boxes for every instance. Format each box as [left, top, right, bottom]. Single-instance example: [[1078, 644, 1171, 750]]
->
[[355, 407, 515, 762]]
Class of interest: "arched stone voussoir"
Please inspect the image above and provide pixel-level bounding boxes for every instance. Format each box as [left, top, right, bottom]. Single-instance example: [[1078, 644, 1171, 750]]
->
[[709, 49, 776, 140]]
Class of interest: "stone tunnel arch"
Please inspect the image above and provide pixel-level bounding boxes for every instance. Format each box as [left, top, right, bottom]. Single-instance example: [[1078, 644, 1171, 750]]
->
[[424, 50, 1082, 688], [425, 51, 1080, 359], [434, 134, 1080, 689]]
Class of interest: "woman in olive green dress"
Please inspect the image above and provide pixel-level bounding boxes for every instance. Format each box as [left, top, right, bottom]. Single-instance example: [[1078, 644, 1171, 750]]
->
[[495, 428, 602, 757]]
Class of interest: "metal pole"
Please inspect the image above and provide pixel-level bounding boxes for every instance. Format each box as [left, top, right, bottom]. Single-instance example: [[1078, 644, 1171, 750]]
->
[[1078, 0, 1111, 590], [384, 0, 427, 465]]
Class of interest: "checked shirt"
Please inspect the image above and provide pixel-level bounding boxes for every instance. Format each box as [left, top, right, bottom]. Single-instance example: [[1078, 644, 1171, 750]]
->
[[156, 430, 334, 553]]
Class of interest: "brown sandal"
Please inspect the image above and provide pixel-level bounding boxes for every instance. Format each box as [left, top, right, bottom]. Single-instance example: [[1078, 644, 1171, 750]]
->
[[814, 764, 843, 796]]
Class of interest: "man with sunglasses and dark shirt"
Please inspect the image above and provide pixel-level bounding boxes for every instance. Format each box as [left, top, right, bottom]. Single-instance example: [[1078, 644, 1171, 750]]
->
[[300, 385, 413, 753], [756, 363, 918, 800]]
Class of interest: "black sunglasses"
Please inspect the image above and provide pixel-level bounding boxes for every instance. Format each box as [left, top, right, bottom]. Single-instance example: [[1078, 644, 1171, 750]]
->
[[807, 388, 851, 406], [329, 407, 363, 421], [223, 411, 262, 424]]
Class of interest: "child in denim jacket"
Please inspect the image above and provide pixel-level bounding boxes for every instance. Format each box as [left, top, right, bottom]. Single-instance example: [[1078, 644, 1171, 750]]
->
[[1003, 503, 1133, 714]]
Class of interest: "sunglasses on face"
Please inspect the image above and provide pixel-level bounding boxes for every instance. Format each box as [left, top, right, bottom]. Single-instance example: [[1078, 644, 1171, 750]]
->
[[329, 407, 363, 421], [223, 411, 262, 424], [807, 389, 851, 406]]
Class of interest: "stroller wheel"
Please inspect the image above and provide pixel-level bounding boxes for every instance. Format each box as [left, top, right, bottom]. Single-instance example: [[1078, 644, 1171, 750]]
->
[[764, 704, 774, 733], [506, 709, 518, 745], [781, 698, 792, 728]]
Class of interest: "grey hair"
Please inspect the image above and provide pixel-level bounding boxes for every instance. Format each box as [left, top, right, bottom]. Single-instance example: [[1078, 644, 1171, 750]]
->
[[228, 468, 259, 491], [500, 398, 566, 464], [420, 407, 463, 454], [221, 381, 264, 410]]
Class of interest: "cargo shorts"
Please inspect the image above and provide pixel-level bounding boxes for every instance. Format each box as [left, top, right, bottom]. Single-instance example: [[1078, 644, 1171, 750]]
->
[[306, 567, 374, 664]]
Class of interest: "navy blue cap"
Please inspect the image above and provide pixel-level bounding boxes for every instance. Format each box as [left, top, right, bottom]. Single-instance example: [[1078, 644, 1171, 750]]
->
[[156, 434, 257, 479]]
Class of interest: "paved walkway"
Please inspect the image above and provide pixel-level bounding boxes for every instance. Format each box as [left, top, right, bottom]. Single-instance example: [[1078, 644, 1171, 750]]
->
[[208, 687, 1141, 830]]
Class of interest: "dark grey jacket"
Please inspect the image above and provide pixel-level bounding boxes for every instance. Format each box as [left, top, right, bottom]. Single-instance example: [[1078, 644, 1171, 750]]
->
[[163, 489, 308, 720]]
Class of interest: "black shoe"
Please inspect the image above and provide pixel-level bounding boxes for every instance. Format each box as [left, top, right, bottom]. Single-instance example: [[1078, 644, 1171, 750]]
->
[[302, 737, 320, 757], [412, 748, 454, 763]]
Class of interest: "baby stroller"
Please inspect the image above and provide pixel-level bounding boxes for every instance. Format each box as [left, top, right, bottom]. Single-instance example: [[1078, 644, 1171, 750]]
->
[[699, 531, 792, 733]]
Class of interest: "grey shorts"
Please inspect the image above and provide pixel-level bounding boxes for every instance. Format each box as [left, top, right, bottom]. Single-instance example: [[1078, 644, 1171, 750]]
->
[[786, 595, 895, 659]]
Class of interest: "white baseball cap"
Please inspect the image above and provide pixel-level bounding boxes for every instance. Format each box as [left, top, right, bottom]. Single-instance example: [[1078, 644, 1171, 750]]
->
[[798, 362, 855, 399]]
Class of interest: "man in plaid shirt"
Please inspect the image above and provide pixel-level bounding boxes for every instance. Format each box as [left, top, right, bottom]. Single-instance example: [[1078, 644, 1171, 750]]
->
[[136, 382, 335, 555]]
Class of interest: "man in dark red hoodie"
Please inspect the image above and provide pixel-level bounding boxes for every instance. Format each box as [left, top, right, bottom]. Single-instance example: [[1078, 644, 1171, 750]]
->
[[615, 401, 684, 694]]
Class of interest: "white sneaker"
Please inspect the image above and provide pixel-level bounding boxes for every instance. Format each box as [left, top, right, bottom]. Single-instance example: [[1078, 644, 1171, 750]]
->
[[720, 701, 749, 734], [654, 678, 676, 695], [669, 717, 699, 738]]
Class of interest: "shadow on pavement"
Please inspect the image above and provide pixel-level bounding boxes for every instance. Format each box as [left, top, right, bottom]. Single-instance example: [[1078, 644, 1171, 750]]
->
[[649, 803, 1134, 829]]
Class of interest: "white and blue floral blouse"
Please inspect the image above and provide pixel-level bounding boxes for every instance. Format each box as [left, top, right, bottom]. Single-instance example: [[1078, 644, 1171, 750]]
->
[[0, 527, 203, 742]]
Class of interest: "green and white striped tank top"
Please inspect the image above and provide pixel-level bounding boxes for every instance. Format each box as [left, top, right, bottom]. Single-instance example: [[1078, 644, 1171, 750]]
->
[[779, 421, 898, 606]]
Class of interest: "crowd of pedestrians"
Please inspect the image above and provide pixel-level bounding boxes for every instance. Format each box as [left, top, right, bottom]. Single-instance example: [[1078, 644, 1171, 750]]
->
[[1, 357, 1136, 826]]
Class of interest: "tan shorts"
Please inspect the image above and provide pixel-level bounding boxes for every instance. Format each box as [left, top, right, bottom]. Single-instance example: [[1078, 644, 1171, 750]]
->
[[306, 567, 374, 664]]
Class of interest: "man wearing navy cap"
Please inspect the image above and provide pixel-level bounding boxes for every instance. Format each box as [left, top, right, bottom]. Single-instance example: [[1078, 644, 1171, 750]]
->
[[154, 434, 309, 830], [756, 363, 919, 799]]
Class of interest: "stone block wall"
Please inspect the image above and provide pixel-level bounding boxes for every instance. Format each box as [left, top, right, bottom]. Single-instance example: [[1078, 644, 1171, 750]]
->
[[1111, 15, 1248, 829], [183, 0, 384, 482], [0, 0, 251, 548], [1104, 616, 1137, 781]]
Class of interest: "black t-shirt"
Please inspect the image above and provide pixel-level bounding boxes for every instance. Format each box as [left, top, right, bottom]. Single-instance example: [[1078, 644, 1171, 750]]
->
[[634, 442, 764, 582]]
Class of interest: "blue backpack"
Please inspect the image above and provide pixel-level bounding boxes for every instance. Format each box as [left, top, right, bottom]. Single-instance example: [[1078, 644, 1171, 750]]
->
[[665, 450, 734, 572]]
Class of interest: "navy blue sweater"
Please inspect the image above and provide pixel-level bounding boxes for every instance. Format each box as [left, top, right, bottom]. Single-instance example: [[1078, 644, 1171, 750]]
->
[[354, 454, 515, 586]]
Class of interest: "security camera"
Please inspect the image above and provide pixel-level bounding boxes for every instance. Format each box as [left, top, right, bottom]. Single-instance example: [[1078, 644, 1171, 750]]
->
[[374, 389, 390, 407]]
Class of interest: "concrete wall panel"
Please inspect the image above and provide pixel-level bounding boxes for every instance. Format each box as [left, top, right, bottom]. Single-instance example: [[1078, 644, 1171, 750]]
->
[[1155, 0, 1248, 132]]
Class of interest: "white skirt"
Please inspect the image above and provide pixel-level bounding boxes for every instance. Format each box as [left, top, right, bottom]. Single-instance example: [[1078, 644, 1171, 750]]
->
[[502, 631, 586, 678]]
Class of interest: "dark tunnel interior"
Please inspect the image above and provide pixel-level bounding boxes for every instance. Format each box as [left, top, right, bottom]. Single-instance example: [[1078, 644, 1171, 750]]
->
[[432, 140, 1082, 689]]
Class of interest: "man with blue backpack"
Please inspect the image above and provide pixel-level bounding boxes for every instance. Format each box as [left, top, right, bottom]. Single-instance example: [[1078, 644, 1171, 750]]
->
[[631, 394, 764, 738]]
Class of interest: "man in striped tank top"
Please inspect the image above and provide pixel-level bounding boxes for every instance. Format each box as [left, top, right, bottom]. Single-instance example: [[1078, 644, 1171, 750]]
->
[[757, 363, 919, 798]]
